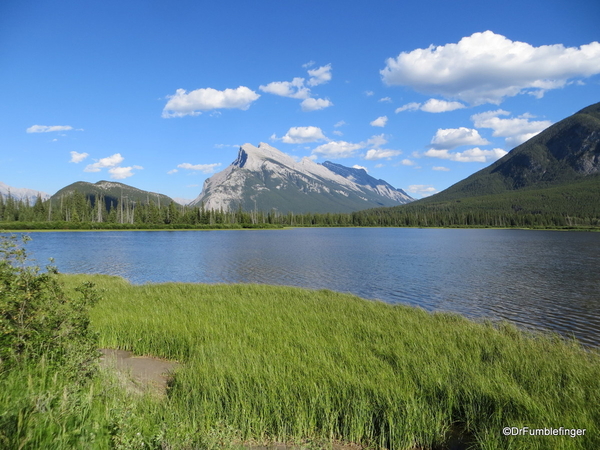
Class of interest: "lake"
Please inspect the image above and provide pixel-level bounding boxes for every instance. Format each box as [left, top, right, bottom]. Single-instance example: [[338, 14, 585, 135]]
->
[[7, 228, 600, 347]]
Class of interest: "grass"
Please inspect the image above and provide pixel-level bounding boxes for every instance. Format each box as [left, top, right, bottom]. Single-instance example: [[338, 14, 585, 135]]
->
[[53, 275, 600, 449]]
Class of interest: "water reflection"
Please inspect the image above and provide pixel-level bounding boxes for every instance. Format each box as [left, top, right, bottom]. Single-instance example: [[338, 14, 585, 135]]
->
[[8, 228, 600, 347]]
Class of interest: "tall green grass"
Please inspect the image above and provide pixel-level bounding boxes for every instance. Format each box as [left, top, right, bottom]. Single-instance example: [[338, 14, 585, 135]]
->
[[59, 274, 600, 449]]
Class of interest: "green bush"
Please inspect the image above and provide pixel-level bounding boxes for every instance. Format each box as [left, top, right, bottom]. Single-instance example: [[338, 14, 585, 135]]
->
[[0, 234, 99, 376]]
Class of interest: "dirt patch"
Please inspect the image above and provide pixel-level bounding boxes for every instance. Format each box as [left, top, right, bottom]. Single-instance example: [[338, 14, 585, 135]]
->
[[99, 348, 179, 396]]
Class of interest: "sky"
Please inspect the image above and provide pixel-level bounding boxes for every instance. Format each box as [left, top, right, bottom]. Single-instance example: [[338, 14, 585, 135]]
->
[[1, 0, 599, 202]]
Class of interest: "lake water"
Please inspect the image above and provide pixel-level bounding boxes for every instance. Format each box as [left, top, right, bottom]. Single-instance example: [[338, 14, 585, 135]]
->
[[7, 228, 600, 347]]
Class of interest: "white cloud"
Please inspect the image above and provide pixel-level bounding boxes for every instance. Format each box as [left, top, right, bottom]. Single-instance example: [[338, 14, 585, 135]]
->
[[381, 31, 600, 104], [364, 149, 401, 160], [279, 126, 328, 144], [379, 97, 392, 103], [430, 127, 490, 150], [370, 116, 388, 127], [109, 165, 143, 180], [162, 86, 260, 117], [84, 153, 124, 172], [395, 102, 421, 113], [332, 130, 343, 136], [167, 169, 178, 174], [177, 163, 222, 173], [471, 110, 552, 147], [307, 64, 332, 86], [424, 147, 507, 163], [334, 120, 346, 127], [366, 134, 388, 148], [353, 165, 368, 172], [365, 90, 374, 96], [311, 134, 395, 160], [260, 64, 333, 111], [420, 99, 466, 113], [395, 99, 466, 113], [69, 151, 89, 163], [259, 78, 310, 99], [407, 185, 437, 197], [432, 166, 450, 171], [301, 97, 333, 111], [27, 125, 73, 133], [312, 141, 364, 159], [400, 159, 415, 166], [302, 61, 315, 68]]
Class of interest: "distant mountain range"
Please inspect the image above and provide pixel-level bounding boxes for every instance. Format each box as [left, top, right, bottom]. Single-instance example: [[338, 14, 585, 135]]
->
[[6, 102, 598, 221], [394, 101, 600, 219], [0, 182, 50, 203], [189, 143, 413, 213]]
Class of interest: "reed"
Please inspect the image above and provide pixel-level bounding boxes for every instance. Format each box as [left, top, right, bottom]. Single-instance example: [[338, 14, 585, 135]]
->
[[56, 274, 600, 449]]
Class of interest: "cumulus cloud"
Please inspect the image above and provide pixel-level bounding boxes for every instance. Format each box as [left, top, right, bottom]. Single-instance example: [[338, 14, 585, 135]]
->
[[353, 165, 368, 172], [407, 185, 437, 197], [396, 99, 466, 113], [395, 102, 421, 113], [366, 134, 388, 148], [84, 153, 124, 172], [109, 165, 143, 180], [279, 126, 328, 144], [379, 97, 392, 103], [177, 163, 222, 173], [424, 147, 507, 163], [260, 64, 333, 111], [430, 127, 490, 150], [370, 116, 388, 127], [300, 98, 333, 111], [364, 149, 401, 160], [400, 159, 416, 166], [312, 141, 364, 159], [259, 78, 310, 99], [162, 86, 260, 117], [471, 110, 552, 147], [311, 134, 399, 160], [307, 64, 332, 86], [432, 166, 450, 171], [27, 125, 74, 133], [381, 31, 600, 105], [420, 99, 466, 113], [69, 151, 89, 163]]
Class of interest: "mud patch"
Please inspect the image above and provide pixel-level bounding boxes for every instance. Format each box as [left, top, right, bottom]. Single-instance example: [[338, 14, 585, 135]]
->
[[99, 348, 179, 396]]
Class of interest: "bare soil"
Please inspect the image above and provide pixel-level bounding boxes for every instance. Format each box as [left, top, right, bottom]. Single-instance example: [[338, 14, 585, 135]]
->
[[99, 348, 179, 396]]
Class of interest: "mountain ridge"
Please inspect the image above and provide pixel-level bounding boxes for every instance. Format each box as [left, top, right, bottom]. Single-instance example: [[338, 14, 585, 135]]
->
[[189, 143, 413, 213], [419, 101, 600, 203]]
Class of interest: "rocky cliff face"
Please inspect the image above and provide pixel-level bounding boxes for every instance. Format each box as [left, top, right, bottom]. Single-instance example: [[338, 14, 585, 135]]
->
[[189, 143, 413, 213]]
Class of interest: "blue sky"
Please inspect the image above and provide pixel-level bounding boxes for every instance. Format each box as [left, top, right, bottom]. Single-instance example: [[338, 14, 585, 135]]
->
[[1, 0, 599, 202]]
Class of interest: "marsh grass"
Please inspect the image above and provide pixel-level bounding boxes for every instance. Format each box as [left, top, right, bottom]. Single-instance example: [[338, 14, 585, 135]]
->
[[57, 274, 600, 449]]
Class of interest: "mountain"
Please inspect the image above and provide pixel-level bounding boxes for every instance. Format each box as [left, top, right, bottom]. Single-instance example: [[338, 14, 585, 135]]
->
[[52, 180, 175, 209], [377, 101, 600, 224], [189, 143, 413, 213], [421, 102, 600, 203], [0, 182, 50, 203]]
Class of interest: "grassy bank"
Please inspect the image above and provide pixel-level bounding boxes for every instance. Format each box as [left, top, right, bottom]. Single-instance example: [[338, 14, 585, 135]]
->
[[56, 275, 600, 449]]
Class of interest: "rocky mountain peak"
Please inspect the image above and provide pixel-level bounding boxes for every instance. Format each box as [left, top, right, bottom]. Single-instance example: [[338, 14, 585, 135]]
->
[[190, 143, 413, 213]]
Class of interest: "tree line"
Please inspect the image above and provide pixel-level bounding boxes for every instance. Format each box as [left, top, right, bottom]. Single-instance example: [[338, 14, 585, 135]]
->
[[1, 190, 599, 229]]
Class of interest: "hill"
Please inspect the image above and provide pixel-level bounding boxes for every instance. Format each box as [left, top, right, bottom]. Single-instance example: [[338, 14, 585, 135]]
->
[[52, 180, 175, 210]]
